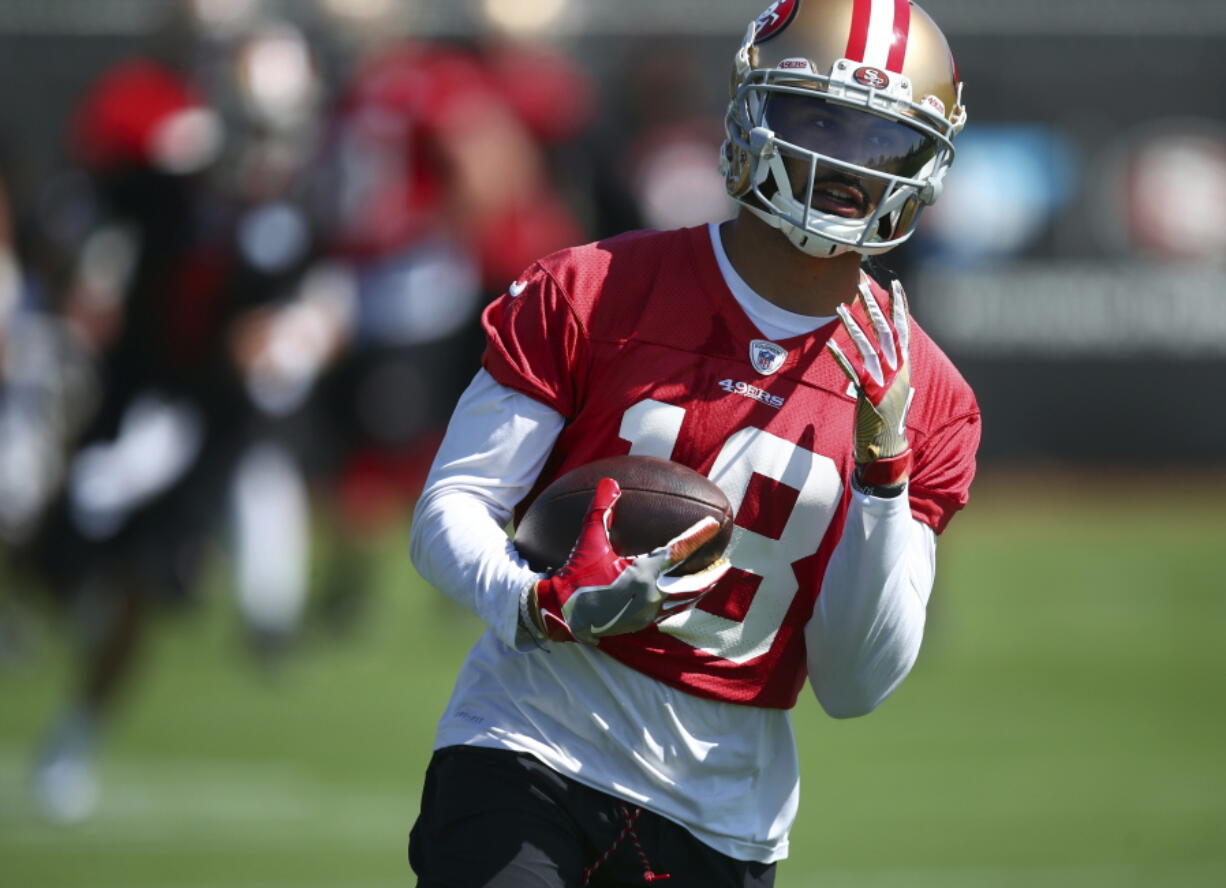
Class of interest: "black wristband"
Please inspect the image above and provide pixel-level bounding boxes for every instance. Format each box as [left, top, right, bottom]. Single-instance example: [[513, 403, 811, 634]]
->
[[852, 470, 907, 499]]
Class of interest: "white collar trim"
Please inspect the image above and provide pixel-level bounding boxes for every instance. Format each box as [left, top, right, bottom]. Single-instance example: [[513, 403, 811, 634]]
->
[[707, 222, 835, 340]]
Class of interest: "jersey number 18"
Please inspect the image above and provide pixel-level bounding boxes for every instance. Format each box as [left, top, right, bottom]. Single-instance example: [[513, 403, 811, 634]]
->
[[619, 399, 843, 663]]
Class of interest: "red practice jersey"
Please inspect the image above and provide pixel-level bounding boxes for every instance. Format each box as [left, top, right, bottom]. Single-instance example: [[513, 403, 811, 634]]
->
[[483, 225, 979, 708]]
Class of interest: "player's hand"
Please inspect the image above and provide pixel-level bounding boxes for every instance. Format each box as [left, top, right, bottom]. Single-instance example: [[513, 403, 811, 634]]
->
[[827, 280, 914, 491], [530, 477, 731, 644]]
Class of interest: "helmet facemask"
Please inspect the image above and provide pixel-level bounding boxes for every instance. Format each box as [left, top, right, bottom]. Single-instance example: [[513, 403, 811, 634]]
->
[[723, 28, 963, 257]]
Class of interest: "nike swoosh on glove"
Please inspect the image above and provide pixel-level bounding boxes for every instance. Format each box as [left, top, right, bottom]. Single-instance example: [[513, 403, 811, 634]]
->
[[530, 477, 731, 645], [827, 280, 915, 491]]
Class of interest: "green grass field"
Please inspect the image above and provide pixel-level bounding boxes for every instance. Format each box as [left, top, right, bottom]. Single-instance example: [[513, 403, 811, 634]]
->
[[2, 472, 1224, 887]]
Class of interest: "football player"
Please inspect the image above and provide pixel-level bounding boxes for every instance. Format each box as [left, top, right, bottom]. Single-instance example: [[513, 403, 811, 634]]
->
[[408, 1, 980, 885]]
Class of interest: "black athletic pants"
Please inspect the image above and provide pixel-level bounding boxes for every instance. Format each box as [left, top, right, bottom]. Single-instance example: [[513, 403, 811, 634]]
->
[[409, 745, 777, 888]]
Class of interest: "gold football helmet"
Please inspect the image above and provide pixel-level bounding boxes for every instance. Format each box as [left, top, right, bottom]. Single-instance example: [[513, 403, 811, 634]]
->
[[721, 0, 967, 257]]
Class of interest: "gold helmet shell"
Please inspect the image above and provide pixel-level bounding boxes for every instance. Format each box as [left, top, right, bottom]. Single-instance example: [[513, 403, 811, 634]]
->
[[722, 0, 968, 257]]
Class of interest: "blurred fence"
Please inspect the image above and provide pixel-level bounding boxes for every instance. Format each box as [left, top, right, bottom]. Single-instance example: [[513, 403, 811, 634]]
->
[[1, 0, 1225, 35], [2, 0, 1225, 467]]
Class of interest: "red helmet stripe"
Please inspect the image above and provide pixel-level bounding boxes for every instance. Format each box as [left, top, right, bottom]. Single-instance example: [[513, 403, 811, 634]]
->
[[845, 0, 872, 62], [886, 0, 911, 71], [852, 0, 911, 70]]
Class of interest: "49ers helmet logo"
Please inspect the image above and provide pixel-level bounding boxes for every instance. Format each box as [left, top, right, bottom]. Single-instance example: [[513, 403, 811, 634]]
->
[[853, 66, 890, 89], [754, 0, 801, 44]]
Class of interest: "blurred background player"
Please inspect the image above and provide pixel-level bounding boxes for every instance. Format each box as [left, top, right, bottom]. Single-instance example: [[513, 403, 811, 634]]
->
[[303, 1, 596, 626], [16, 0, 610, 823], [0, 149, 95, 557], [21, 0, 349, 822]]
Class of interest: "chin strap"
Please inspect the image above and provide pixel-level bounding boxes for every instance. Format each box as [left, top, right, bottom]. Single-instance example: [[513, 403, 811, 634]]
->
[[733, 195, 850, 258]]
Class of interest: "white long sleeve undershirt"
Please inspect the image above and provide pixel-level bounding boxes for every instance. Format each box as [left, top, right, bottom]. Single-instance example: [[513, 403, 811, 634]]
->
[[409, 372, 559, 651], [808, 484, 934, 716]]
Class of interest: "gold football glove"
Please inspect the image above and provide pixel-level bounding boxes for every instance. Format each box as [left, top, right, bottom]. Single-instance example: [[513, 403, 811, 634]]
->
[[827, 280, 915, 492]]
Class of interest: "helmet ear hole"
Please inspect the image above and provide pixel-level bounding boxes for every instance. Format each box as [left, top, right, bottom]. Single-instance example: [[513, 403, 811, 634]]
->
[[722, 140, 754, 198], [891, 194, 923, 240]]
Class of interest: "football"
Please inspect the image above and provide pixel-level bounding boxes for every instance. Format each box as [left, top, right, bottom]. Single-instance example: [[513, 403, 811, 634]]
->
[[513, 454, 734, 575]]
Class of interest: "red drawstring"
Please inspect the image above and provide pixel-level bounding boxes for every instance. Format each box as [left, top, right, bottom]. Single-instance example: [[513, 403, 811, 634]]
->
[[581, 805, 671, 885]]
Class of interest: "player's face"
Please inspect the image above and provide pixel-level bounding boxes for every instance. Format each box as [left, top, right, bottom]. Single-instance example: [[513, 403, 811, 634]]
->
[[765, 92, 936, 219]]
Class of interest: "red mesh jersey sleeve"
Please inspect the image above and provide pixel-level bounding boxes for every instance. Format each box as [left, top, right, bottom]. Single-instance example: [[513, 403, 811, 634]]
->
[[481, 263, 588, 418], [909, 408, 980, 535]]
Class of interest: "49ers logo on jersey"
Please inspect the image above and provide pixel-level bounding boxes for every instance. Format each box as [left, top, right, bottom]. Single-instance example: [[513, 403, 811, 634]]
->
[[754, 0, 800, 43]]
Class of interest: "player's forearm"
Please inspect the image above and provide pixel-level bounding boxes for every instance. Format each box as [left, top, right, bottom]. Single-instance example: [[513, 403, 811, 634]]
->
[[410, 484, 541, 649], [805, 488, 934, 718], [408, 368, 564, 649]]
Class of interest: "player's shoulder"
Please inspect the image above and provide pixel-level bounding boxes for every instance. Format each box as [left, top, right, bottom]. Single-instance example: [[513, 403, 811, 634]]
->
[[531, 226, 702, 310], [908, 318, 978, 426]]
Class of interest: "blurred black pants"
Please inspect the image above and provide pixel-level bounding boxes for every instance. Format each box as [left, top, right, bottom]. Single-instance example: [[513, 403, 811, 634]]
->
[[409, 745, 776, 888]]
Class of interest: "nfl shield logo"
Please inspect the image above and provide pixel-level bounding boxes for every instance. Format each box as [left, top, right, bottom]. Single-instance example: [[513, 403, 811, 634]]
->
[[749, 339, 788, 376]]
